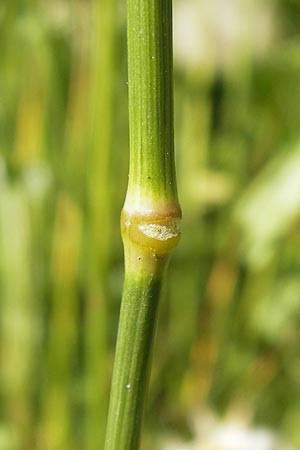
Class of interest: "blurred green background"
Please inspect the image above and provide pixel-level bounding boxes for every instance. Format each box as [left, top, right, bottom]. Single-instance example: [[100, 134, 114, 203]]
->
[[1, 0, 300, 449]]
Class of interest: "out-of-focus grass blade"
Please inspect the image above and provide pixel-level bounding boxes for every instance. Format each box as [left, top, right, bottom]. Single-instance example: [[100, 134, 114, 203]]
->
[[235, 145, 300, 268], [0, 184, 36, 450], [84, 0, 116, 448], [40, 193, 82, 450]]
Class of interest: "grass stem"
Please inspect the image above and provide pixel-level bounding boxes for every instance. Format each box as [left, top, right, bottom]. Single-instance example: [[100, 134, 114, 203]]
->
[[104, 0, 181, 449]]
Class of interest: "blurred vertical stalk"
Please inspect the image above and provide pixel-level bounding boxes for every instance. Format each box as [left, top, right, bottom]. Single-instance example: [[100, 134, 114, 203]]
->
[[0, 186, 34, 450], [42, 194, 82, 450], [104, 1, 181, 449], [64, 0, 90, 195], [1, 8, 48, 445], [84, 0, 115, 448], [41, 2, 89, 447]]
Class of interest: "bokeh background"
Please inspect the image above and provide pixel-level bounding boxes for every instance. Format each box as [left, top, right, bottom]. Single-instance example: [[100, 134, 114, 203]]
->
[[1, 0, 300, 449]]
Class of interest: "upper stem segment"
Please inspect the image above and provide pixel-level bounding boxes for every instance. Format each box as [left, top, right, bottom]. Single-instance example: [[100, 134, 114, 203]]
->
[[125, 0, 180, 216]]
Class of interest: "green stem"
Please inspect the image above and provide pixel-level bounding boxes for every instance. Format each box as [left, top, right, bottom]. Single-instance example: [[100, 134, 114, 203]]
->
[[125, 0, 179, 213], [104, 274, 162, 450], [104, 0, 181, 449]]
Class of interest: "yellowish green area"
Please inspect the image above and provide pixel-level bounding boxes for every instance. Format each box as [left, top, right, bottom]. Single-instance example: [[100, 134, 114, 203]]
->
[[121, 208, 181, 276]]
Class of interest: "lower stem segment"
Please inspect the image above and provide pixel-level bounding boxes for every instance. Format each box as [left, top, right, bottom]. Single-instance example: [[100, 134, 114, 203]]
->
[[104, 271, 164, 450]]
